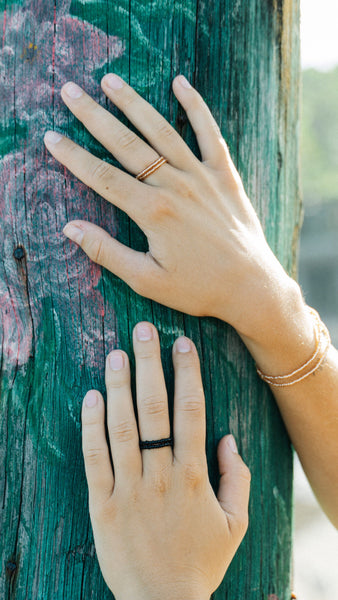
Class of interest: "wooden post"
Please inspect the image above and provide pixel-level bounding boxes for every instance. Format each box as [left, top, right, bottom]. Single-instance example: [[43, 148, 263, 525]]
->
[[0, 1, 300, 598]]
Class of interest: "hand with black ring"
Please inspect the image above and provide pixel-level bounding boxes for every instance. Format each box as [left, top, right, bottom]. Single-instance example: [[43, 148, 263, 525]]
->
[[81, 321, 251, 600], [45, 75, 338, 527]]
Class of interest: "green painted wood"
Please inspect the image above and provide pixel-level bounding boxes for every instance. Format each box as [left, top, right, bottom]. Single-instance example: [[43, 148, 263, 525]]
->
[[0, 1, 300, 598]]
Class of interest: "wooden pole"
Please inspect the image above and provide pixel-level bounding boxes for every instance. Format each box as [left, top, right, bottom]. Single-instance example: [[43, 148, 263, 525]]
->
[[0, 1, 300, 598]]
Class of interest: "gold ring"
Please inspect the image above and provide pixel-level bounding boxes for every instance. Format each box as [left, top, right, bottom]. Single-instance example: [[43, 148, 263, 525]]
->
[[136, 156, 168, 181]]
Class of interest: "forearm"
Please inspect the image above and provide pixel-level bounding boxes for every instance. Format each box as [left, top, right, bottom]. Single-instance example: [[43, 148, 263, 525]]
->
[[227, 279, 338, 528], [268, 344, 338, 528]]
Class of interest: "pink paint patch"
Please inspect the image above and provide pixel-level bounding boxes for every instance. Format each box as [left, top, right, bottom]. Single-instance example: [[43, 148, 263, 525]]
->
[[0, 290, 33, 367], [0, 0, 125, 369], [0, 149, 119, 369], [0, 0, 125, 126]]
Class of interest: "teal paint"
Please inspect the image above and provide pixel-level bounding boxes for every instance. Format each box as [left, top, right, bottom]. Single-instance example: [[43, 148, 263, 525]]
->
[[0, 1, 299, 598]]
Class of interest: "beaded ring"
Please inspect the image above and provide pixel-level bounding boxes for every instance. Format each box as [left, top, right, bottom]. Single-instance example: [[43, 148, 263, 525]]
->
[[139, 436, 173, 450]]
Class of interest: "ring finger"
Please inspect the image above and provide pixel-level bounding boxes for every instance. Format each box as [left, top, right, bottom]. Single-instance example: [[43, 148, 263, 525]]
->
[[133, 322, 172, 472], [61, 81, 177, 185]]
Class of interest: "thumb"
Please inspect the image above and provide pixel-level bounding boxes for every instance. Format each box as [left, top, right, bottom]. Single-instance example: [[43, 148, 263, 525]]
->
[[63, 220, 161, 296], [217, 435, 251, 537]]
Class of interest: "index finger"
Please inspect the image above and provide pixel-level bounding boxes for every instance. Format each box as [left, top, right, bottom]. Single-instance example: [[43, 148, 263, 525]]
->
[[172, 337, 207, 466], [43, 131, 154, 224]]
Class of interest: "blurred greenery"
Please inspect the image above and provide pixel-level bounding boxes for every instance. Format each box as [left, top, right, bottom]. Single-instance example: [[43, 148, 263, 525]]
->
[[301, 67, 338, 205]]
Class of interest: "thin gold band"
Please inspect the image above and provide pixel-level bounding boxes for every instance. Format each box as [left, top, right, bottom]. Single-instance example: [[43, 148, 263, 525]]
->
[[136, 156, 168, 181], [256, 307, 331, 387]]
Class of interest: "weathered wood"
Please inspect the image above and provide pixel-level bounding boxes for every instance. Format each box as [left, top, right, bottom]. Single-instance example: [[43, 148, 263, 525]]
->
[[0, 1, 300, 598]]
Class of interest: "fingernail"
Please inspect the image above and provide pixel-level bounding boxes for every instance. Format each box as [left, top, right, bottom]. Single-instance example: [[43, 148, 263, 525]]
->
[[178, 75, 192, 89], [63, 81, 83, 99], [109, 351, 124, 371], [63, 223, 84, 244], [85, 390, 98, 408], [227, 435, 238, 454], [176, 337, 191, 353], [136, 322, 153, 342], [104, 73, 124, 90], [44, 131, 63, 145]]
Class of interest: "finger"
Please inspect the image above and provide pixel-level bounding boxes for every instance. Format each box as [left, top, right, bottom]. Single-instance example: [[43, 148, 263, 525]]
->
[[61, 82, 176, 185], [106, 350, 142, 486], [133, 322, 172, 472], [172, 75, 234, 170], [101, 73, 201, 172], [217, 435, 251, 538], [43, 131, 152, 223], [82, 390, 114, 506], [62, 220, 164, 296], [172, 337, 207, 466]]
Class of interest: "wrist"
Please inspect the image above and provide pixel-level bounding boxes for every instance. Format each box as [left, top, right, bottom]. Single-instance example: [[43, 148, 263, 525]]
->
[[137, 590, 210, 600], [237, 277, 316, 376]]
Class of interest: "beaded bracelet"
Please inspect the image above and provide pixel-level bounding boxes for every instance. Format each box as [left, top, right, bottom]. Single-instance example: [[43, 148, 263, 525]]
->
[[256, 307, 331, 387]]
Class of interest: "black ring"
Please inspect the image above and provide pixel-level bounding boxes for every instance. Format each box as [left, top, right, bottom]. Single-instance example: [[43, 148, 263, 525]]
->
[[139, 436, 173, 450]]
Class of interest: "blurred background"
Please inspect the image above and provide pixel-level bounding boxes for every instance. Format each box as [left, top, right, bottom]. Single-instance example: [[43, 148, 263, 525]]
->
[[294, 1, 338, 597]]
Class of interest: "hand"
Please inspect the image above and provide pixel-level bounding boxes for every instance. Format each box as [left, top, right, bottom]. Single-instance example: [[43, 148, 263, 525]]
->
[[81, 322, 250, 600], [43, 73, 295, 342]]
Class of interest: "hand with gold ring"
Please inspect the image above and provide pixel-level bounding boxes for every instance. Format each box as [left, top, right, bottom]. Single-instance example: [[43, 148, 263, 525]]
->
[[44, 75, 338, 529], [81, 321, 250, 600], [43, 73, 298, 349]]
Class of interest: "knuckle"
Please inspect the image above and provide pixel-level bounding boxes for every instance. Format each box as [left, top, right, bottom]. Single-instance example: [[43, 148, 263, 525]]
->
[[171, 172, 196, 200], [121, 89, 137, 109], [180, 394, 204, 414], [84, 446, 105, 466], [147, 194, 175, 222], [149, 468, 171, 495], [156, 119, 176, 141], [118, 129, 139, 152], [110, 420, 135, 443], [85, 236, 106, 264], [82, 412, 100, 427], [141, 394, 167, 416], [182, 463, 205, 489], [107, 379, 127, 390], [179, 180, 195, 200], [67, 140, 81, 156], [90, 160, 113, 182], [107, 373, 129, 390], [82, 100, 104, 125], [136, 348, 157, 361], [176, 351, 197, 368]]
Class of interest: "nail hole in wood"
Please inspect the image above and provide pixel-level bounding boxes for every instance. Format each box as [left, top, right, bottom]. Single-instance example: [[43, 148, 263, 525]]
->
[[13, 246, 26, 260], [6, 561, 17, 576]]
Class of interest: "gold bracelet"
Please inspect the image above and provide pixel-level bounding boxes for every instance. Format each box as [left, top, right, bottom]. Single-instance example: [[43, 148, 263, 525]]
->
[[256, 307, 331, 387]]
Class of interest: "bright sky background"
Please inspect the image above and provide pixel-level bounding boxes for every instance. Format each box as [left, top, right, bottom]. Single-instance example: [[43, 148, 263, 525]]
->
[[301, 0, 338, 70]]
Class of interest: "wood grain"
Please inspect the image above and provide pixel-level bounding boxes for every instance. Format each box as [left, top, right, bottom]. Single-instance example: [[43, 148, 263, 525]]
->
[[0, 1, 300, 598]]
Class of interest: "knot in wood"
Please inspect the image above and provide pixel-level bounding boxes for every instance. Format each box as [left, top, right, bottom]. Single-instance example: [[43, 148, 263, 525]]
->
[[6, 561, 17, 576], [13, 246, 26, 260]]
